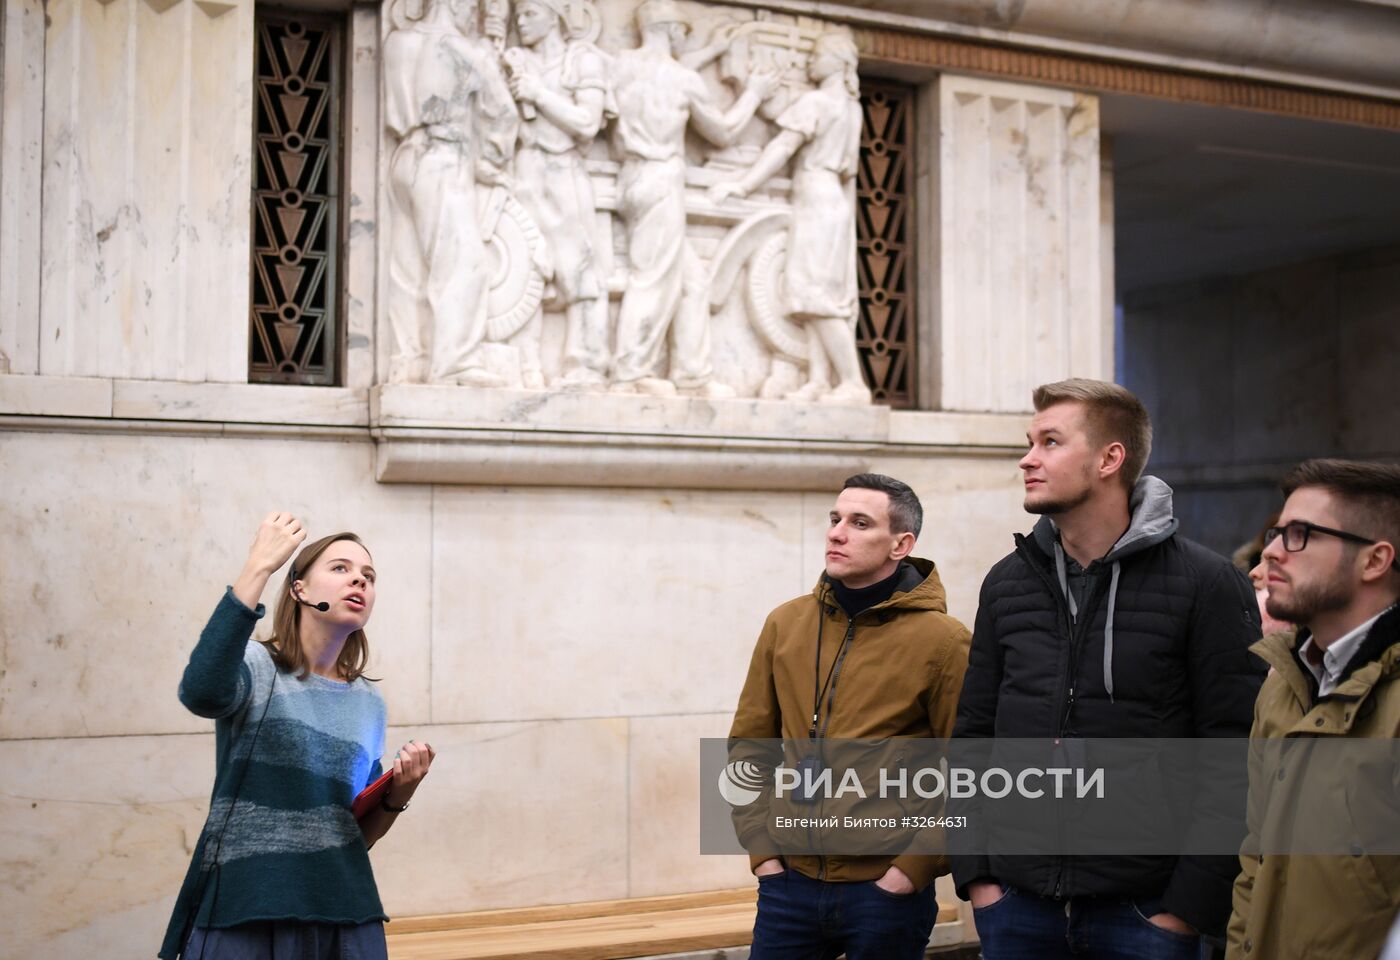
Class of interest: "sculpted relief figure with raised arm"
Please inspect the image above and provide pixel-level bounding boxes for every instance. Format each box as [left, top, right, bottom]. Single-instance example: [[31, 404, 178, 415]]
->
[[608, 0, 777, 398], [503, 0, 613, 389], [378, 0, 875, 405], [709, 32, 870, 404], [383, 0, 520, 386]]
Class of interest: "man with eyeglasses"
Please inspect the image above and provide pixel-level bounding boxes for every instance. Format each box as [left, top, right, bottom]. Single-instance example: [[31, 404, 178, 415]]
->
[[1228, 459, 1400, 960]]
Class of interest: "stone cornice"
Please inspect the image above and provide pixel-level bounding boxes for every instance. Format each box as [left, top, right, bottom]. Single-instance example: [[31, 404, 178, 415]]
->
[[0, 376, 1029, 490], [730, 0, 1400, 100]]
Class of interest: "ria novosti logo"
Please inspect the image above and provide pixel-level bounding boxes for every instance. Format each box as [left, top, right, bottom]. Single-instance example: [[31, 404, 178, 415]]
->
[[718, 758, 1107, 805], [717, 760, 766, 807]]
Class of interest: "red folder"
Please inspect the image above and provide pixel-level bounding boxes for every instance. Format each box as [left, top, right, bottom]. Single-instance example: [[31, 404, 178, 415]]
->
[[352, 769, 394, 820]]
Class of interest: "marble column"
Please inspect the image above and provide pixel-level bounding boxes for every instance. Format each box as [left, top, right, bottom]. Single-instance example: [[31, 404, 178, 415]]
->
[[0, 0, 45, 376], [918, 74, 1108, 414], [38, 0, 252, 382], [345, 4, 381, 391]]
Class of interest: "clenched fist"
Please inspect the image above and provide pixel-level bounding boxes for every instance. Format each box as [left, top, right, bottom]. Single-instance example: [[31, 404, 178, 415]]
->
[[231, 512, 307, 611], [385, 739, 437, 809], [247, 512, 307, 575]]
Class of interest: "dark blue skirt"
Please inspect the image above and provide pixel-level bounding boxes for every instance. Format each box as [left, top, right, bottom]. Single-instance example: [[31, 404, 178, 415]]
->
[[182, 920, 387, 960]]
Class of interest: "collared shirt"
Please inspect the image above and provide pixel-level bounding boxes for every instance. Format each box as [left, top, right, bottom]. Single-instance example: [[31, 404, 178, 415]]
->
[[1299, 605, 1394, 697]]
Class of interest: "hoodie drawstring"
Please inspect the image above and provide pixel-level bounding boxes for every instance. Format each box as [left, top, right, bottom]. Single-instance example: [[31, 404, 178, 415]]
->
[[1053, 542, 1079, 621], [1104, 561, 1120, 704], [1054, 542, 1121, 704]]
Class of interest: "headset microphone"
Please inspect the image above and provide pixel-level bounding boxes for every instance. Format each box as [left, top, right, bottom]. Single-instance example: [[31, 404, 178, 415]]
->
[[288, 565, 330, 612]]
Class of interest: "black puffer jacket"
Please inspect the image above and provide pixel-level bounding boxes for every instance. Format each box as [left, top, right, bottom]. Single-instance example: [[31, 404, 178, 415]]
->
[[951, 477, 1266, 938]]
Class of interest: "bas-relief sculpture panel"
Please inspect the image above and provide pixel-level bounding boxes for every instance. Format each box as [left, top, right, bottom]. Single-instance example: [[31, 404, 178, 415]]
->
[[380, 0, 872, 404]]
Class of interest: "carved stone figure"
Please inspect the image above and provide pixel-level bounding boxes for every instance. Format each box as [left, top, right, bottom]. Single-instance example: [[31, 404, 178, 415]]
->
[[709, 32, 870, 404], [504, 0, 612, 388], [383, 0, 521, 386], [608, 0, 776, 398]]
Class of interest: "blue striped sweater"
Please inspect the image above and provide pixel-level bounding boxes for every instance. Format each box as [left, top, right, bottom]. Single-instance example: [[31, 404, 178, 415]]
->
[[160, 589, 387, 958]]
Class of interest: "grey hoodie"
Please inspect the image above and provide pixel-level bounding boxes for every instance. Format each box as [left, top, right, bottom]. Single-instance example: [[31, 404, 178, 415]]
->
[[1032, 475, 1179, 701]]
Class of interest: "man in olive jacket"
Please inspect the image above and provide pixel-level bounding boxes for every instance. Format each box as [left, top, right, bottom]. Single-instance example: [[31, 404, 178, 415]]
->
[[1228, 460, 1400, 960], [730, 473, 971, 960]]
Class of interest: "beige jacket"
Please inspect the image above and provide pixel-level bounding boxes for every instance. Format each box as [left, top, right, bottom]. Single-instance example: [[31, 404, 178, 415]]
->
[[1228, 614, 1400, 960]]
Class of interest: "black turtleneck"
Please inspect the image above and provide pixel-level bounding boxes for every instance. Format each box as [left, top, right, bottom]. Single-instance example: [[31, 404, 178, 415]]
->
[[830, 563, 906, 618]]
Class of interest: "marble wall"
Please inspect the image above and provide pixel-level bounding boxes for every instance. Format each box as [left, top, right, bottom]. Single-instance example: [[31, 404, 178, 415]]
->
[[0, 0, 44, 375], [33, 0, 253, 383], [0, 428, 1027, 956], [918, 75, 1108, 413], [0, 0, 1109, 955], [1120, 243, 1400, 556], [2, 1, 1396, 955]]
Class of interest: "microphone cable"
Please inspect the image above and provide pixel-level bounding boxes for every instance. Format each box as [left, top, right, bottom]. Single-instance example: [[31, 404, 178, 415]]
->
[[181, 667, 276, 959]]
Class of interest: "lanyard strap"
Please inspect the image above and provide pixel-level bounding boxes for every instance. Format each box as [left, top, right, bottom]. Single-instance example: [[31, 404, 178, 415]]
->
[[810, 588, 848, 739]]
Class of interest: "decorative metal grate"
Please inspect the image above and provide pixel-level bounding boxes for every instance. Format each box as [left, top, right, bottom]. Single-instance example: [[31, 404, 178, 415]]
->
[[249, 13, 342, 385], [857, 80, 917, 409]]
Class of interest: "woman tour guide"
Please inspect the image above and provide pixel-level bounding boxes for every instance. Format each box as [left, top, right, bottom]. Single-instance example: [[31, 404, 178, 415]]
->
[[160, 512, 435, 959]]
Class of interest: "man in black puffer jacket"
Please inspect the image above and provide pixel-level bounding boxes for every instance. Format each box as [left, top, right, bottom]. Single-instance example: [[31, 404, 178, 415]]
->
[[952, 378, 1265, 959]]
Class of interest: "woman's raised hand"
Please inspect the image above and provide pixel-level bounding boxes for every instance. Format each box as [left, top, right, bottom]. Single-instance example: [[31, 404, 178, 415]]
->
[[248, 512, 307, 574], [231, 512, 307, 610]]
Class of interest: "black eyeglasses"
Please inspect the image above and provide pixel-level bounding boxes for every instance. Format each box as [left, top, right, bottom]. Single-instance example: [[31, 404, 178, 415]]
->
[[1264, 520, 1400, 570]]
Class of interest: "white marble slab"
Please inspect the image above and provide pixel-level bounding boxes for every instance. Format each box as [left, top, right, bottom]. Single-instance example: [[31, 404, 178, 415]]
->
[[0, 431, 432, 739], [0, 732, 216, 959], [345, 6, 382, 392], [887, 410, 1027, 449], [112, 380, 369, 427], [183, 0, 256, 384], [371, 719, 630, 914], [0, 374, 112, 417], [0, 0, 44, 376], [372, 431, 872, 492], [928, 75, 1105, 414], [429, 486, 806, 724], [627, 713, 756, 897], [372, 384, 890, 442], [370, 387, 1030, 489], [37, 0, 254, 383]]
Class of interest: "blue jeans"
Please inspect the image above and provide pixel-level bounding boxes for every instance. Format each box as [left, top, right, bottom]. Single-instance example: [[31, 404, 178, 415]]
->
[[973, 886, 1203, 960], [750, 868, 939, 960]]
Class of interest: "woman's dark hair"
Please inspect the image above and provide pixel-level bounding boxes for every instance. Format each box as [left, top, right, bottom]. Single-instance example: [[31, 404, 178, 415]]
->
[[264, 532, 373, 682]]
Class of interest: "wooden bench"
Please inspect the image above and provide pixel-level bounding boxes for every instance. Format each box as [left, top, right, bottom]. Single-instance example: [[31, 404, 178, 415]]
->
[[385, 887, 965, 960]]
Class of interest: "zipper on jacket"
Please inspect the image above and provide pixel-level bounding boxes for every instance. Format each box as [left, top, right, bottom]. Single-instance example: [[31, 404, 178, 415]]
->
[[1059, 582, 1108, 734], [1016, 539, 1084, 736], [1016, 537, 1102, 901], [822, 618, 858, 729], [817, 614, 858, 882]]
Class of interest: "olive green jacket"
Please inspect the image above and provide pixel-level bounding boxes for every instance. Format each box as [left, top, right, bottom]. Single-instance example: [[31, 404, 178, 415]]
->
[[1227, 610, 1400, 960], [729, 558, 971, 891]]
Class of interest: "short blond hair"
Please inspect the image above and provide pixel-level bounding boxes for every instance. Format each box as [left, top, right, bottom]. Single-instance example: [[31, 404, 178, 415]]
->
[[1032, 378, 1153, 488]]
